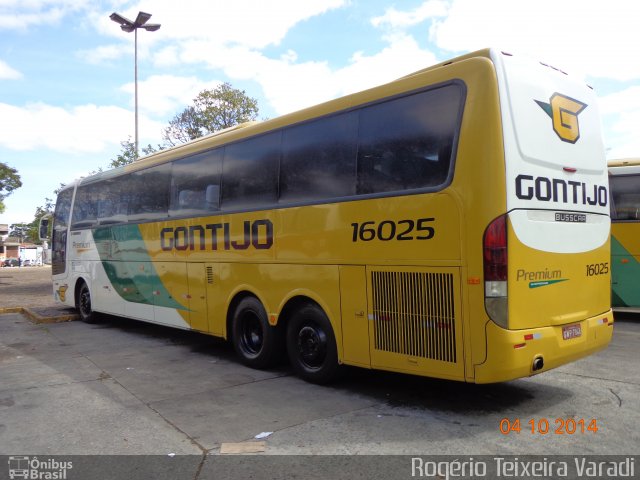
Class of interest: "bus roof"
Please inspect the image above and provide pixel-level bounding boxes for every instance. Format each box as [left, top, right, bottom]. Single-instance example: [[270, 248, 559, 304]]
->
[[608, 158, 640, 168]]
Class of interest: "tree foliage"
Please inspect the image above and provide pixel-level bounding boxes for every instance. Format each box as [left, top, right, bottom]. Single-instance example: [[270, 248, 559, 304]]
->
[[109, 137, 161, 168], [110, 138, 139, 168], [21, 189, 62, 244], [0, 162, 22, 213], [162, 83, 259, 146]]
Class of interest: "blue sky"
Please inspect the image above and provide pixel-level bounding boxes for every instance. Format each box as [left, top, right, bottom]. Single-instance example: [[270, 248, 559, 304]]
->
[[1, 0, 639, 225]]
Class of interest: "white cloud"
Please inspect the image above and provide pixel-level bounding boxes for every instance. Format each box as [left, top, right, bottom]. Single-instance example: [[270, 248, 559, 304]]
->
[[169, 33, 438, 116], [0, 0, 89, 30], [120, 74, 222, 117], [0, 59, 22, 79], [598, 87, 640, 159], [77, 43, 129, 64], [97, 0, 347, 49], [430, 0, 640, 81], [153, 45, 179, 67], [0, 102, 163, 153], [371, 1, 449, 29], [336, 35, 438, 93]]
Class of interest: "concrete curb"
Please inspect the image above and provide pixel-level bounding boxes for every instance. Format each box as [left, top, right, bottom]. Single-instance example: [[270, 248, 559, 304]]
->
[[0, 306, 78, 324]]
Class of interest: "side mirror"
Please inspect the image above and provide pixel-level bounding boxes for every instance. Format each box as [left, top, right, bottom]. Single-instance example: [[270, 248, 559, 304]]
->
[[39, 215, 51, 241]]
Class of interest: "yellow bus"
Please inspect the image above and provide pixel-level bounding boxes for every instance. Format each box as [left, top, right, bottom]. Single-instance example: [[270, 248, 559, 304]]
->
[[608, 159, 640, 310], [44, 48, 613, 384]]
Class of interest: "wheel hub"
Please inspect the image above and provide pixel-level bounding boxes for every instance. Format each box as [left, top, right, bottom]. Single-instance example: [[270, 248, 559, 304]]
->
[[298, 325, 327, 367]]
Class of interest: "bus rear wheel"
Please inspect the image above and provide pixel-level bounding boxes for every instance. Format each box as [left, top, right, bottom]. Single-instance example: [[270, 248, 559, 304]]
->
[[231, 296, 280, 369], [286, 304, 339, 384], [77, 282, 98, 324]]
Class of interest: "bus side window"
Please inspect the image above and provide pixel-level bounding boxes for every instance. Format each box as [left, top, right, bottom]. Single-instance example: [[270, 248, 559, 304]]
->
[[222, 132, 280, 210], [127, 164, 171, 221], [280, 111, 357, 203], [170, 150, 222, 217], [356, 84, 462, 195], [97, 178, 128, 225], [71, 184, 98, 228]]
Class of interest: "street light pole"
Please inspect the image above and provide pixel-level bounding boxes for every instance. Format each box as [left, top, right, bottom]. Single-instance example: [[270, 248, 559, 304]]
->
[[134, 25, 139, 157], [109, 11, 161, 157]]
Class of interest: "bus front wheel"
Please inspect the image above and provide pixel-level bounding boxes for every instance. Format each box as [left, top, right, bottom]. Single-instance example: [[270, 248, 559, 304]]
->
[[286, 304, 339, 384], [231, 296, 280, 369], [77, 282, 98, 324]]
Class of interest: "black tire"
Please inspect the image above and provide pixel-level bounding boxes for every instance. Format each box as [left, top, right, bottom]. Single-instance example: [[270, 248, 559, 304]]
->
[[77, 282, 99, 324], [286, 303, 339, 384], [231, 296, 281, 369]]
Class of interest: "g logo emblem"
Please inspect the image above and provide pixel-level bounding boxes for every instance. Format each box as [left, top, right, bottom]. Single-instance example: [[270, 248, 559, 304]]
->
[[535, 93, 587, 144]]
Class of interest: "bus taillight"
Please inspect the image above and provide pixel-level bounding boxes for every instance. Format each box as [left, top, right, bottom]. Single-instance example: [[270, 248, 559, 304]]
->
[[484, 214, 508, 328]]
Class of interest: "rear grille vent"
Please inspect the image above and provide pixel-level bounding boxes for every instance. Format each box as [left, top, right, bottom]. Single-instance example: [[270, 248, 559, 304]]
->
[[206, 266, 214, 284], [371, 271, 456, 362]]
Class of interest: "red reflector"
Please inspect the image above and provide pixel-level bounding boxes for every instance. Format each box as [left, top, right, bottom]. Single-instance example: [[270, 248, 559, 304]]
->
[[563, 167, 577, 173], [514, 343, 526, 349], [524, 334, 534, 341]]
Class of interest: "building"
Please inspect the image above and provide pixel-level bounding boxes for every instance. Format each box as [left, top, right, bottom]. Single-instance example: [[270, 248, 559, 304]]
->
[[0, 223, 20, 262], [0, 224, 44, 265]]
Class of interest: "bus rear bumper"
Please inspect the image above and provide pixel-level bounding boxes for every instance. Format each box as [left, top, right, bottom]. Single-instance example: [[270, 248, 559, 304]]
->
[[474, 309, 614, 383]]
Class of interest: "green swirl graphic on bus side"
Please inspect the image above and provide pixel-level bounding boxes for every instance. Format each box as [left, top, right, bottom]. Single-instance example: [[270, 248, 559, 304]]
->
[[93, 225, 188, 311]]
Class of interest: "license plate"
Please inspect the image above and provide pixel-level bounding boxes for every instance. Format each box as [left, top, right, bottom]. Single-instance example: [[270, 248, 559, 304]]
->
[[562, 324, 582, 340]]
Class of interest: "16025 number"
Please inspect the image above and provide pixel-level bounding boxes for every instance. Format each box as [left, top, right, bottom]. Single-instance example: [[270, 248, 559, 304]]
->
[[351, 218, 435, 242], [586, 263, 609, 276]]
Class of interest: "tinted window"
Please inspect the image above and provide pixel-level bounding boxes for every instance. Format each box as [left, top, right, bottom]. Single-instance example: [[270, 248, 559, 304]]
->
[[54, 187, 73, 228], [127, 164, 171, 221], [610, 174, 640, 221], [356, 84, 462, 195], [71, 184, 98, 228], [280, 112, 357, 202], [222, 132, 280, 210], [97, 177, 129, 225], [170, 149, 222, 217]]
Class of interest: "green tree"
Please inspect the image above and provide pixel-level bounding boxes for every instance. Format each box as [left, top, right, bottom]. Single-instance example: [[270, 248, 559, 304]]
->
[[25, 184, 64, 244], [9, 223, 30, 241], [0, 162, 22, 213], [162, 83, 259, 146], [27, 197, 56, 243], [110, 138, 138, 168], [109, 137, 161, 168]]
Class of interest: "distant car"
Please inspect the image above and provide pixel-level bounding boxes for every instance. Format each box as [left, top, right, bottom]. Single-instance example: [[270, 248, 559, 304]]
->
[[22, 259, 32, 267], [3, 258, 19, 267]]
